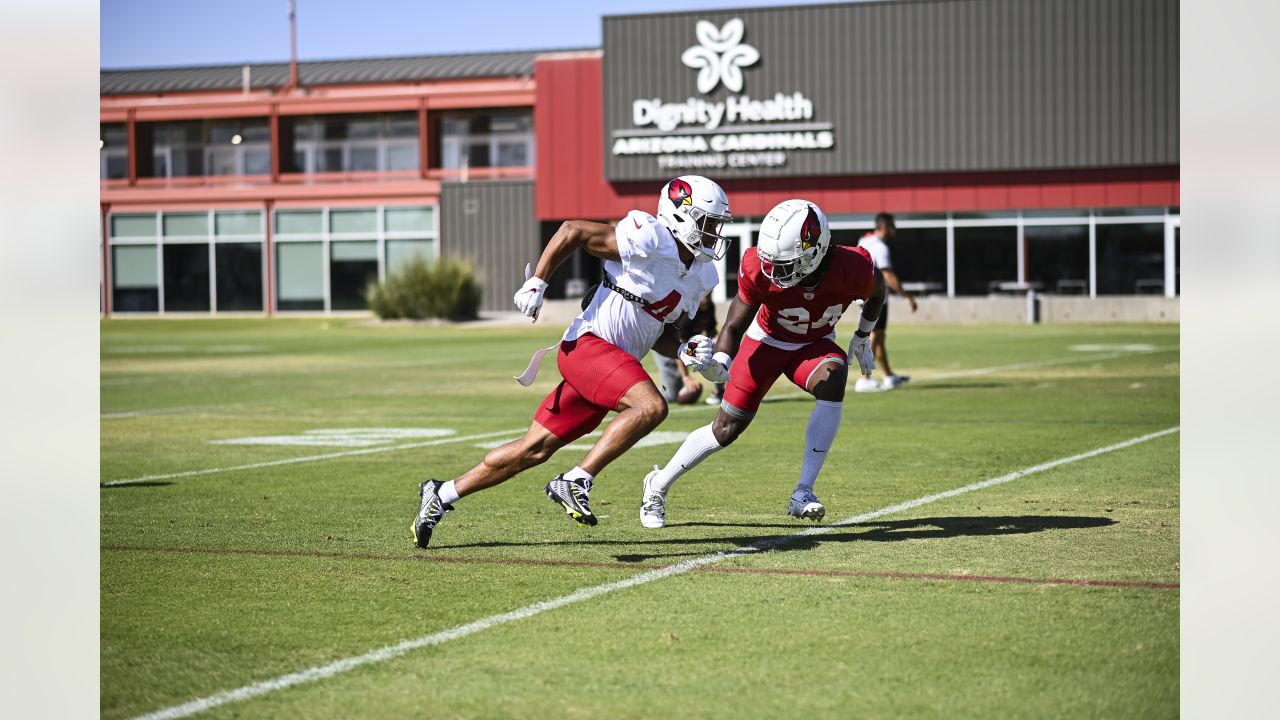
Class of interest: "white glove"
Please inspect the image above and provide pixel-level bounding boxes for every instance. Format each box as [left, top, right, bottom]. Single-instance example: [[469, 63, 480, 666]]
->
[[699, 351, 732, 384], [848, 333, 876, 375], [513, 276, 549, 321], [677, 334, 714, 370]]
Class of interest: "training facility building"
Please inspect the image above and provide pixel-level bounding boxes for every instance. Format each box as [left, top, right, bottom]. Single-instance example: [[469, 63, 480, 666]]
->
[[100, 0, 1179, 321]]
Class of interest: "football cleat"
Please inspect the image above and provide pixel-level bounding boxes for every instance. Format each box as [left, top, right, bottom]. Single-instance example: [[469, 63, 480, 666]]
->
[[545, 474, 597, 526], [411, 479, 453, 549], [640, 465, 666, 529], [882, 374, 911, 390], [788, 488, 826, 522], [854, 378, 883, 393]]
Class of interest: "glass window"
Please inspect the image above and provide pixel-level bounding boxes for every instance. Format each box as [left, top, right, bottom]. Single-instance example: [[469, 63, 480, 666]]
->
[[954, 227, 1017, 295], [330, 241, 378, 310], [216, 243, 263, 311], [386, 142, 419, 171], [1097, 223, 1165, 295], [163, 213, 209, 238], [276, 242, 324, 310], [886, 228, 947, 295], [101, 124, 128, 180], [1026, 226, 1089, 294], [112, 245, 159, 311], [146, 118, 269, 178], [330, 208, 376, 235], [111, 214, 157, 238], [387, 239, 434, 270], [244, 148, 271, 175], [163, 244, 211, 311], [215, 211, 262, 237], [348, 145, 379, 172], [385, 206, 434, 234], [436, 109, 534, 169], [287, 113, 419, 173], [275, 210, 323, 236]]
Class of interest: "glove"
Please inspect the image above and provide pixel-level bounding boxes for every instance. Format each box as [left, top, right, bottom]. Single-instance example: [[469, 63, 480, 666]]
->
[[699, 351, 732, 384], [513, 276, 549, 320], [677, 334, 714, 370], [848, 333, 876, 375]]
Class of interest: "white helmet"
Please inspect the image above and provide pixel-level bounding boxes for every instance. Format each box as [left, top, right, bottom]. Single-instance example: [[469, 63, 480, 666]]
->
[[755, 199, 831, 288], [656, 175, 732, 263]]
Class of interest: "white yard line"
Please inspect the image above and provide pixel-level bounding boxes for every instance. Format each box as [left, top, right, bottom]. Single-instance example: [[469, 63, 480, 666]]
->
[[129, 426, 1180, 720], [101, 429, 527, 486]]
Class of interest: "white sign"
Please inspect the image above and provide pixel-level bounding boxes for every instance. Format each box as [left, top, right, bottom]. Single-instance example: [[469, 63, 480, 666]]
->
[[681, 19, 759, 94], [613, 17, 835, 170]]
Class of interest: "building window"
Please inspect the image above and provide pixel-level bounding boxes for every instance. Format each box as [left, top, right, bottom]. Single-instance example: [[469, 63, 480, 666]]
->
[[111, 244, 159, 311], [436, 110, 534, 170], [276, 242, 324, 311], [146, 118, 270, 178], [886, 228, 947, 296], [1026, 225, 1089, 294], [1098, 223, 1165, 295], [216, 244, 263, 311], [162, 244, 211, 311], [101, 124, 127, 180], [954, 227, 1018, 295], [287, 113, 419, 174], [330, 241, 378, 310]]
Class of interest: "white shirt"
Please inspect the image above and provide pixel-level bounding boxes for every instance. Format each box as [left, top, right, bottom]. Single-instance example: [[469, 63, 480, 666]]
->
[[563, 210, 719, 359], [857, 233, 892, 270]]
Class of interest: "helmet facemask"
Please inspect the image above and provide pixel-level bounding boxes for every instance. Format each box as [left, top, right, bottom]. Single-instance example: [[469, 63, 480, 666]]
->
[[681, 206, 732, 262], [656, 175, 733, 263], [758, 243, 815, 288], [755, 199, 831, 289]]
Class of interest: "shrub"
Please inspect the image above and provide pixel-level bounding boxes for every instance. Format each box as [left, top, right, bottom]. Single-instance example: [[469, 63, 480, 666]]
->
[[366, 255, 482, 321]]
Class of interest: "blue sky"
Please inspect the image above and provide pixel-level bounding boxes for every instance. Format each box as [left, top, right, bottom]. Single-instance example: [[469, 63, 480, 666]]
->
[[101, 0, 822, 69]]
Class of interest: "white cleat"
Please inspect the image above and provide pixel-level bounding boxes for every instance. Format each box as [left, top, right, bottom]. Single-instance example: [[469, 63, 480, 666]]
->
[[854, 378, 883, 393], [640, 465, 667, 529], [788, 488, 826, 522]]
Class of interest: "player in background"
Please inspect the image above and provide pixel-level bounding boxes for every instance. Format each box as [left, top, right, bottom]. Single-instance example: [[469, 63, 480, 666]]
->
[[412, 176, 731, 548], [639, 199, 886, 528], [855, 212, 917, 391]]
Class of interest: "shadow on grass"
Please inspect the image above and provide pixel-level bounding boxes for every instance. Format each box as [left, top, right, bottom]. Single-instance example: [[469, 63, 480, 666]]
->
[[439, 515, 1116, 562], [100, 481, 174, 489]]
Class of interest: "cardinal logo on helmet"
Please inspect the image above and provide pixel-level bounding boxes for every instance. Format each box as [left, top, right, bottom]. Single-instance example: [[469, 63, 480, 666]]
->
[[800, 206, 822, 250], [668, 178, 693, 207]]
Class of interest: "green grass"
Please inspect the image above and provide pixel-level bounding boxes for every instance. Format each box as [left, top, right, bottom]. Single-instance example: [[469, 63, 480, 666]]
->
[[101, 318, 1179, 719]]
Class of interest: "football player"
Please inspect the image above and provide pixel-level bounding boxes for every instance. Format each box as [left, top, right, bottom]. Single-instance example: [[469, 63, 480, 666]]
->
[[412, 175, 731, 548], [639, 199, 886, 528]]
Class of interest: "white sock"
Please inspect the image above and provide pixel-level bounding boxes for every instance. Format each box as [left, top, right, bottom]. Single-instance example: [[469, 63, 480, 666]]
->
[[439, 480, 460, 505], [650, 424, 724, 495], [797, 400, 842, 492], [563, 466, 594, 484]]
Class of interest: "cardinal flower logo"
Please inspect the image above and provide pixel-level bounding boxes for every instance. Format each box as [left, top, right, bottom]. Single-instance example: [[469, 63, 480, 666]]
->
[[681, 18, 760, 94]]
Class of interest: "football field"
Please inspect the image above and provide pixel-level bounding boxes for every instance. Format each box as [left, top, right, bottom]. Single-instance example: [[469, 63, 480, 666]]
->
[[101, 318, 1179, 719]]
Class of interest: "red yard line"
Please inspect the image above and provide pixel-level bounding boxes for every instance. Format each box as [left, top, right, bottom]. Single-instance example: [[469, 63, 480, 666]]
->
[[102, 544, 1179, 590]]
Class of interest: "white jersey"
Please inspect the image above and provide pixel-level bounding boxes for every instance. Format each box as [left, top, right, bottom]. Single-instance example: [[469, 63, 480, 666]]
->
[[857, 233, 892, 269], [563, 210, 719, 359]]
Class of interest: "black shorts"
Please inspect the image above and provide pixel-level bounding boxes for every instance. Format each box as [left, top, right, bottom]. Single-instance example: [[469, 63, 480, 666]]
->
[[874, 302, 889, 331]]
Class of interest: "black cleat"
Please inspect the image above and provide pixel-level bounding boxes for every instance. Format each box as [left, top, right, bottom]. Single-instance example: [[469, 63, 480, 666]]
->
[[411, 479, 454, 548], [544, 474, 597, 526]]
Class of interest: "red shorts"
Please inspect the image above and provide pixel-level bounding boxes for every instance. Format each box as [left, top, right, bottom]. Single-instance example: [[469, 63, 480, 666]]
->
[[533, 333, 653, 442], [722, 336, 847, 417]]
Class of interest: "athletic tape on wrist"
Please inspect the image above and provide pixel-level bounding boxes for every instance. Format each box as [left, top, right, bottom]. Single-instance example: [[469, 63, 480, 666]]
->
[[858, 315, 877, 334]]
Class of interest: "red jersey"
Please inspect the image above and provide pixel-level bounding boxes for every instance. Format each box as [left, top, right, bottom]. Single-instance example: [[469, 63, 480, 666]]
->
[[738, 245, 876, 347]]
